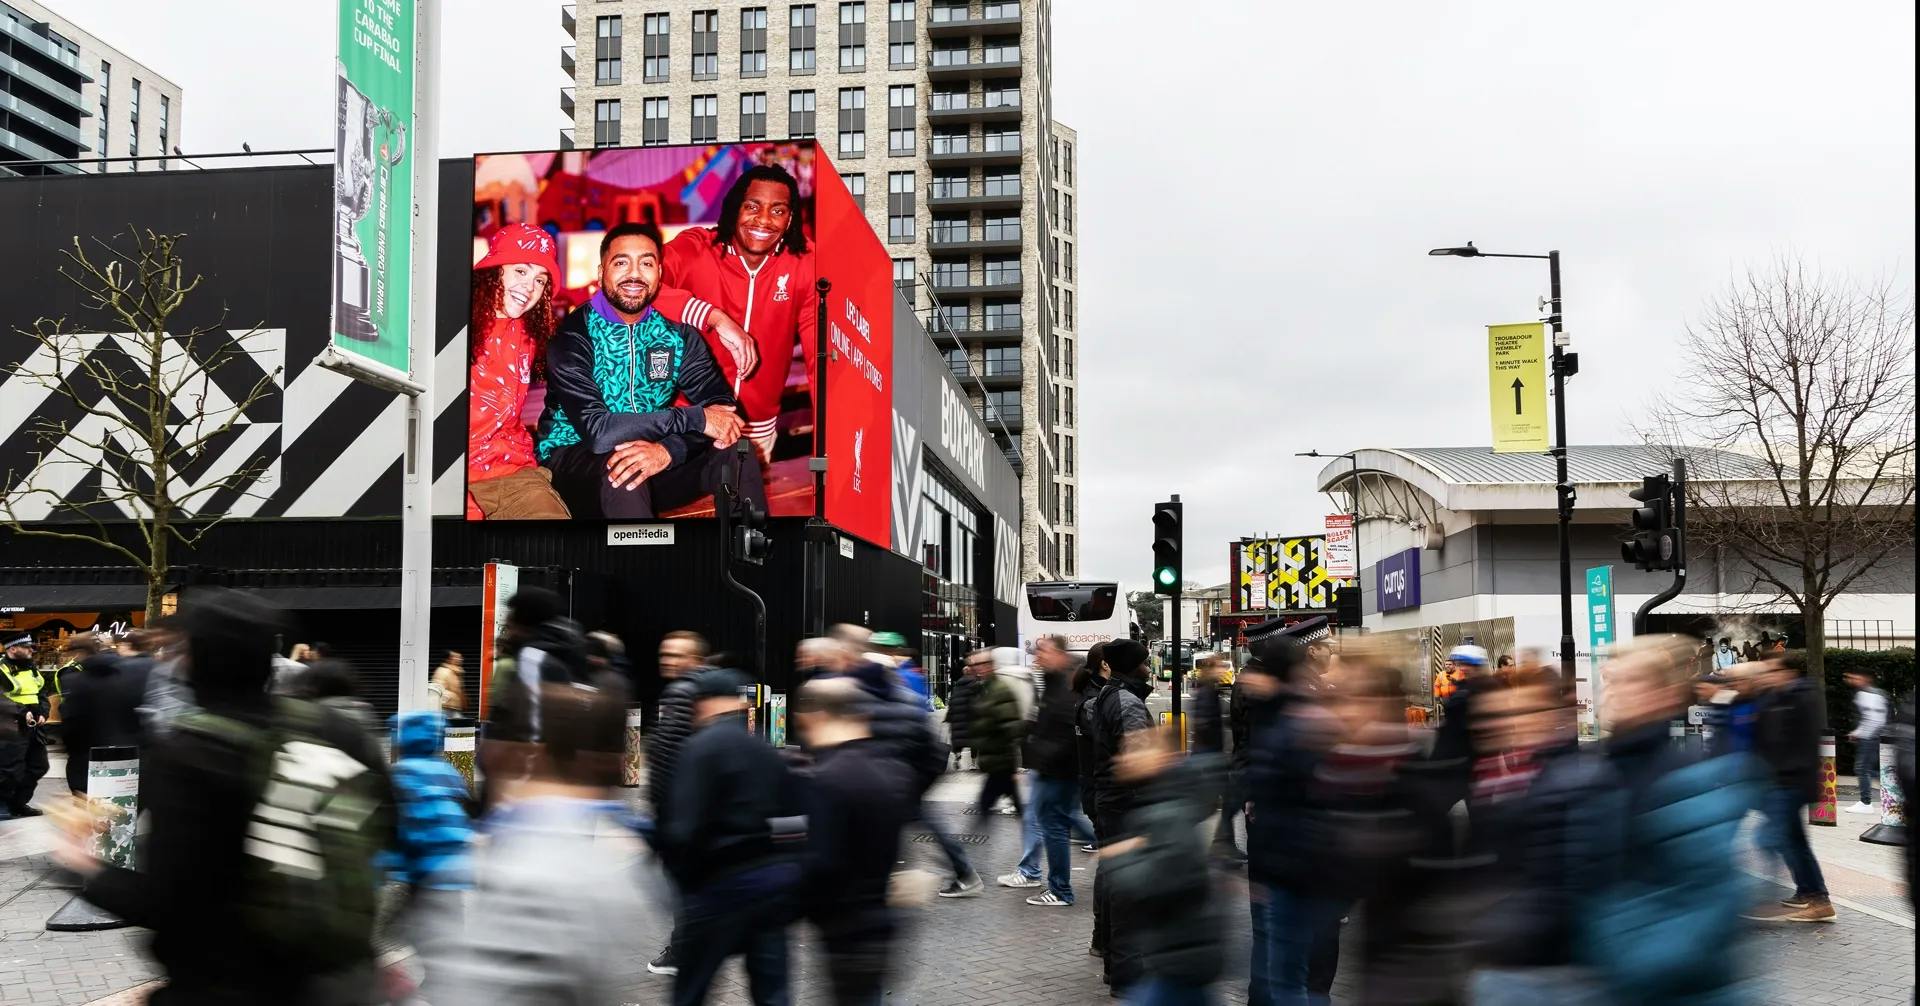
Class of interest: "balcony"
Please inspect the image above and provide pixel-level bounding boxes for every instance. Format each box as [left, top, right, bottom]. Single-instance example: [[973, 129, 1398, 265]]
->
[[931, 317, 1024, 343], [560, 86, 575, 118], [926, 138, 1022, 168], [927, 186, 1022, 212], [931, 272, 1023, 299], [926, 99, 1022, 127], [561, 45, 576, 78], [926, 50, 1024, 82], [559, 129, 576, 150], [929, 228, 1023, 256], [561, 4, 576, 36], [927, 6, 1022, 39]]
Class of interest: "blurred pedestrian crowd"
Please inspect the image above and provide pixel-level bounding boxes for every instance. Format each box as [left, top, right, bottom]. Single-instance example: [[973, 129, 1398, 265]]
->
[[14, 589, 1916, 1005]]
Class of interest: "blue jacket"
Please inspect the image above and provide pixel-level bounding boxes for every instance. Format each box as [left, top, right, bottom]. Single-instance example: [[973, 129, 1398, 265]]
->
[[378, 711, 475, 890], [1579, 724, 1763, 1005]]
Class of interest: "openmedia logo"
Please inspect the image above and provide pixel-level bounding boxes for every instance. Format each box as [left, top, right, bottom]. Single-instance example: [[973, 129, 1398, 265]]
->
[[606, 524, 676, 546]]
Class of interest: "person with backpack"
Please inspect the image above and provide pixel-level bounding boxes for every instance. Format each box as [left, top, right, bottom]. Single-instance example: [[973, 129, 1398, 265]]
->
[[52, 589, 394, 1005], [378, 708, 476, 990]]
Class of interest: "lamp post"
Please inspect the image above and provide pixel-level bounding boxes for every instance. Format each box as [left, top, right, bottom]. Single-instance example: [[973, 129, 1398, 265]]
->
[[1298, 449, 1362, 632], [1429, 242, 1576, 685]]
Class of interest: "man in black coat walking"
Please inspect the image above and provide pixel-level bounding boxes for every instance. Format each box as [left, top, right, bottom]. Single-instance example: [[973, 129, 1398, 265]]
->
[[1089, 639, 1155, 992], [1744, 651, 1833, 922], [55, 633, 151, 795]]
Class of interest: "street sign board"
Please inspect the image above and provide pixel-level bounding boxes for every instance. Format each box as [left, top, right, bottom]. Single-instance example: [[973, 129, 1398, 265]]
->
[[1587, 564, 1615, 662], [1487, 322, 1549, 454], [323, 0, 419, 390], [1376, 547, 1421, 611], [1324, 514, 1356, 579]]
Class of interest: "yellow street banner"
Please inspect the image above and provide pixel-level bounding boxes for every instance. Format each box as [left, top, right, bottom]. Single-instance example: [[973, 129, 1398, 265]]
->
[[1488, 322, 1549, 453]]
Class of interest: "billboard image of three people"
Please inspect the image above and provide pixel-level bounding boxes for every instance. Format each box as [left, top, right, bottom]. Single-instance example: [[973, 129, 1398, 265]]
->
[[464, 140, 892, 545]]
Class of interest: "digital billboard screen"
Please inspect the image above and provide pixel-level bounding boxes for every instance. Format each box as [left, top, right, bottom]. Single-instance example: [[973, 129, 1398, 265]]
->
[[465, 140, 891, 544]]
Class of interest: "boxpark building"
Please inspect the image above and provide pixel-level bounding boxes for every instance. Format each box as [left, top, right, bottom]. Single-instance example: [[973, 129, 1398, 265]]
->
[[0, 148, 1023, 713]]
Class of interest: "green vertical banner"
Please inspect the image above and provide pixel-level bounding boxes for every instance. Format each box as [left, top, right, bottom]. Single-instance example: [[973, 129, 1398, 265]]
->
[[1586, 564, 1615, 664], [328, 0, 417, 384]]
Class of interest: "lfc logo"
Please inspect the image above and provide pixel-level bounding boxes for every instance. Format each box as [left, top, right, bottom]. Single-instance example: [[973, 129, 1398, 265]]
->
[[773, 274, 791, 302]]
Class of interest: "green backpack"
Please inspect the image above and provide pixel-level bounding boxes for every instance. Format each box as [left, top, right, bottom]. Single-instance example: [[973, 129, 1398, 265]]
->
[[174, 697, 390, 973]]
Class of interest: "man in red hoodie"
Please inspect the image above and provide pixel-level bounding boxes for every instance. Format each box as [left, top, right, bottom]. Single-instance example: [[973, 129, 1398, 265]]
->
[[661, 163, 817, 468]]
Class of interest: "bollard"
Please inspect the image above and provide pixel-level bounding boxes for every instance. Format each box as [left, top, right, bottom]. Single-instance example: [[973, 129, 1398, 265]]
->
[[1810, 735, 1838, 826], [1860, 741, 1908, 846], [442, 716, 478, 795], [622, 704, 644, 788], [47, 746, 139, 932]]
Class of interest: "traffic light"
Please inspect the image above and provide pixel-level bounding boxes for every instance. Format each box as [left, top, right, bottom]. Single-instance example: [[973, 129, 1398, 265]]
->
[[1621, 474, 1678, 571], [1151, 497, 1183, 596], [732, 497, 773, 566]]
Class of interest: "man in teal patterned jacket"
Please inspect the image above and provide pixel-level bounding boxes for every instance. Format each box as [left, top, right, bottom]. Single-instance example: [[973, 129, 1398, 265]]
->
[[538, 223, 763, 519]]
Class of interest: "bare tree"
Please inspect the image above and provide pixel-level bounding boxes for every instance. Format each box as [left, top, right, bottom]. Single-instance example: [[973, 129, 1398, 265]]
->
[[1, 229, 280, 622], [1645, 256, 1915, 701]]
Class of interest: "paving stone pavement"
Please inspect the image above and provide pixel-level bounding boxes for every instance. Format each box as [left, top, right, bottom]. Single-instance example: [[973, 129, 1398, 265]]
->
[[0, 770, 1913, 1005]]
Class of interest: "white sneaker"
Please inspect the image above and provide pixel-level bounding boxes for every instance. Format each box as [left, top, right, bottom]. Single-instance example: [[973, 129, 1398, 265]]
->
[[1026, 891, 1072, 907], [1845, 801, 1878, 814], [997, 872, 1043, 888]]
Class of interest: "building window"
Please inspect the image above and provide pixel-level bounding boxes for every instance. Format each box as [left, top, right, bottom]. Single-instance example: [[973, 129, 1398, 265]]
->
[[691, 9, 718, 78], [985, 1, 1019, 17], [944, 346, 970, 378], [930, 215, 966, 243], [931, 0, 967, 23], [739, 92, 768, 140], [939, 302, 971, 330], [1064, 434, 1074, 475], [930, 171, 967, 198], [643, 13, 670, 81], [930, 126, 968, 154], [157, 95, 169, 168], [1064, 532, 1075, 576], [96, 60, 110, 171], [690, 94, 719, 142], [984, 390, 1020, 425], [931, 40, 967, 67], [983, 36, 1018, 63], [129, 78, 141, 168], [982, 300, 1020, 330], [983, 213, 1019, 242], [932, 261, 969, 289], [643, 97, 669, 145], [789, 5, 816, 72], [1062, 141, 1073, 185], [1064, 338, 1074, 377], [738, 7, 768, 75], [1064, 288, 1074, 327], [984, 127, 1019, 153], [982, 168, 1018, 197], [788, 90, 816, 136], [887, 171, 915, 241], [983, 255, 1020, 286], [595, 16, 623, 83], [931, 85, 966, 111], [838, 3, 866, 70], [1063, 192, 1074, 233], [893, 257, 917, 296], [887, 1, 915, 68], [1063, 243, 1074, 282], [985, 85, 1019, 109], [1064, 485, 1076, 525], [983, 346, 1020, 376], [1064, 386, 1075, 426], [837, 87, 865, 157], [887, 85, 915, 154], [845, 172, 866, 208], [595, 99, 623, 146]]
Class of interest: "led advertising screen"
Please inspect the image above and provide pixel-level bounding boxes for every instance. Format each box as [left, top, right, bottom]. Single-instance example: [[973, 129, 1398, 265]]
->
[[465, 140, 890, 544]]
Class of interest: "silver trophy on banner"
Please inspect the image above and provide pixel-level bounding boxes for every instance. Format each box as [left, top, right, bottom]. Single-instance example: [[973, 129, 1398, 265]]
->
[[333, 70, 407, 343]]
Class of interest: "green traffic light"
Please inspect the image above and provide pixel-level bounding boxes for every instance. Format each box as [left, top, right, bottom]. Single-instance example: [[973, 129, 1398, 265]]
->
[[1155, 566, 1177, 586]]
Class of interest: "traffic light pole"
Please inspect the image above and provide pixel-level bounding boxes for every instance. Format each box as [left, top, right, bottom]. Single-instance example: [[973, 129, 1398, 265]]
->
[[1169, 588, 1182, 734], [1632, 457, 1687, 635], [1548, 250, 1577, 688], [718, 445, 768, 683]]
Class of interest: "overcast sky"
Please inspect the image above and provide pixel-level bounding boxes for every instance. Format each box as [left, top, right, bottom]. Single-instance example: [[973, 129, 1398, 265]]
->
[[55, 1, 1915, 587]]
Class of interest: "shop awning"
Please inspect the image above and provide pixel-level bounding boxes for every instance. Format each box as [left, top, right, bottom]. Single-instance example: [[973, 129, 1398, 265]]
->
[[0, 583, 152, 612], [244, 584, 481, 610]]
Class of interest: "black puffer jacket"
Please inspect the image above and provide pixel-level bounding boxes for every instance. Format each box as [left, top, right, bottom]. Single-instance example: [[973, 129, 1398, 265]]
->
[[1090, 676, 1155, 820], [946, 675, 980, 752], [1755, 676, 1823, 801], [1102, 758, 1224, 984], [647, 675, 699, 818], [58, 652, 151, 793], [840, 662, 947, 796]]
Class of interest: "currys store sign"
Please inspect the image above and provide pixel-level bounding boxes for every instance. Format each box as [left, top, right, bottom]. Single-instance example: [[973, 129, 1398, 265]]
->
[[1376, 547, 1422, 612]]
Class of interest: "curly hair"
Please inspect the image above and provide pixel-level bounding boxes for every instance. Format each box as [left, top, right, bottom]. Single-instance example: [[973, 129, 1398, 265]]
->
[[469, 265, 557, 369], [712, 164, 808, 256]]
